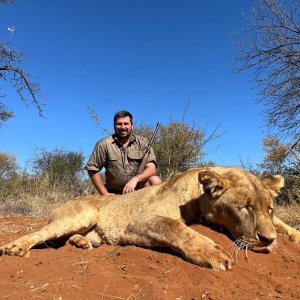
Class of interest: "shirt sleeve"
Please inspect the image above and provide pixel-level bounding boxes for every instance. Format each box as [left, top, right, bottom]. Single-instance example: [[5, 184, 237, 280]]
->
[[85, 140, 107, 172], [147, 146, 157, 166]]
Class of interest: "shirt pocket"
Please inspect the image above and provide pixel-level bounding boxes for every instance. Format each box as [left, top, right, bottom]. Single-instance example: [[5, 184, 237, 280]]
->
[[107, 152, 120, 169], [127, 150, 144, 168]]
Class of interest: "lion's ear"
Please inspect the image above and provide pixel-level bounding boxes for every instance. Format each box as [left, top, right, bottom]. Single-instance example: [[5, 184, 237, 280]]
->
[[261, 175, 284, 197], [198, 170, 228, 199]]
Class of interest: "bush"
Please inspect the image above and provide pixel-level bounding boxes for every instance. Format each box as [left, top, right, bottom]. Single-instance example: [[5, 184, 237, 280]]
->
[[134, 121, 214, 180], [31, 148, 85, 193], [0, 149, 90, 217]]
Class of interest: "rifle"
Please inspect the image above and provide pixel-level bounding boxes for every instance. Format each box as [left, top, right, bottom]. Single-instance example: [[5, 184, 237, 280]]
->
[[136, 122, 161, 176]]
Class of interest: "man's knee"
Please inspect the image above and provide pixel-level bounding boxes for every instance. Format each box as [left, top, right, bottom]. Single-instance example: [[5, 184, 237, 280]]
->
[[145, 175, 161, 187]]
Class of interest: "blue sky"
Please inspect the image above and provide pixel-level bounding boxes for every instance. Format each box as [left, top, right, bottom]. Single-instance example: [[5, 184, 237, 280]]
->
[[1, 0, 267, 170]]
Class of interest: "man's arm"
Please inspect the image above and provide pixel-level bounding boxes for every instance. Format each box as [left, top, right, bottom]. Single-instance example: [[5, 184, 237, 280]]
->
[[87, 170, 114, 196], [122, 162, 157, 194]]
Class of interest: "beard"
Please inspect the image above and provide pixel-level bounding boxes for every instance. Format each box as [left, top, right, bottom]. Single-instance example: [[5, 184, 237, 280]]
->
[[115, 127, 132, 140]]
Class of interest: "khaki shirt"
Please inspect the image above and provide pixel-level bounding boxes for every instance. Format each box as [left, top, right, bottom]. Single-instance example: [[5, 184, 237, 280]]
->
[[85, 134, 157, 192]]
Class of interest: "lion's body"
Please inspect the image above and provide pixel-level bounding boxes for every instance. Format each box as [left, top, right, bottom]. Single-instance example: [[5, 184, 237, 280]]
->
[[1, 167, 299, 271]]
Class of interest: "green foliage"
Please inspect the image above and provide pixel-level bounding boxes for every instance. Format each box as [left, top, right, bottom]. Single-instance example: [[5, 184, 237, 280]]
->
[[0, 149, 92, 216], [134, 121, 205, 179], [32, 148, 85, 190]]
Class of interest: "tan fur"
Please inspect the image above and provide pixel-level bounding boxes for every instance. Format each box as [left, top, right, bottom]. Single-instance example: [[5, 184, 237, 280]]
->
[[1, 167, 299, 271]]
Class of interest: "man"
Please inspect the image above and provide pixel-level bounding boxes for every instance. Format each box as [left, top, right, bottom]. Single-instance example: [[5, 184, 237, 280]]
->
[[86, 110, 161, 195]]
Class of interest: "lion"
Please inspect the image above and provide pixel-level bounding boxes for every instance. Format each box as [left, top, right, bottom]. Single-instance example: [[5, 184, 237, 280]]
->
[[1, 167, 299, 271]]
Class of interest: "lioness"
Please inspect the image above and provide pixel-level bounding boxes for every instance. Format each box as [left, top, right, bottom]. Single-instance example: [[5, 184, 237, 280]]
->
[[1, 167, 299, 271]]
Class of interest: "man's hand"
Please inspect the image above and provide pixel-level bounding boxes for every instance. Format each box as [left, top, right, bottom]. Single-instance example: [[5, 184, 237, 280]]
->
[[102, 191, 116, 196], [88, 170, 115, 196], [123, 176, 140, 194]]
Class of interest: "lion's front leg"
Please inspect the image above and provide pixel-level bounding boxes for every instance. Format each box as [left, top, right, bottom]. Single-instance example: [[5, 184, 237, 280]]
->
[[273, 215, 300, 243], [127, 216, 233, 271], [0, 212, 98, 256], [0, 221, 67, 256]]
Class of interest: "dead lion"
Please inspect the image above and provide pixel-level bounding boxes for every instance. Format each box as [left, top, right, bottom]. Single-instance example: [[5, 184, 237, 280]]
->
[[1, 167, 299, 271]]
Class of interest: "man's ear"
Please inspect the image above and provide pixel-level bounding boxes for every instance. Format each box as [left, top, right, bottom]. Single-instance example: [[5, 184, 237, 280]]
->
[[198, 170, 229, 198], [261, 175, 284, 197]]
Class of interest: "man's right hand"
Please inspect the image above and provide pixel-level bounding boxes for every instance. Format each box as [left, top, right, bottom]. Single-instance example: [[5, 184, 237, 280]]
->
[[87, 170, 113, 196], [102, 191, 116, 196]]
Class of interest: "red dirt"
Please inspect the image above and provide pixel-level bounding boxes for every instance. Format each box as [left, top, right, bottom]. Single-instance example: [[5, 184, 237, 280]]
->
[[0, 216, 299, 300]]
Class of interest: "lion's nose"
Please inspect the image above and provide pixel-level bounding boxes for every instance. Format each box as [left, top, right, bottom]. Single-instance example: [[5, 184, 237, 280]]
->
[[257, 233, 276, 245]]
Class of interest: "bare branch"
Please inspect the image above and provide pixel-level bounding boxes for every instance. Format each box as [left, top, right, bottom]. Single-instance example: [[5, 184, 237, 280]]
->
[[0, 7, 44, 127], [234, 0, 300, 142]]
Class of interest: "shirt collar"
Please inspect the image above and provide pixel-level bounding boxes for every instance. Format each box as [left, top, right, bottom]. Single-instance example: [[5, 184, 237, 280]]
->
[[112, 133, 137, 146]]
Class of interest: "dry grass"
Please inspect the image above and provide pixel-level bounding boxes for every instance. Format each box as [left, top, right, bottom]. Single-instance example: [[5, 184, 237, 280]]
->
[[275, 204, 300, 231], [0, 174, 95, 217]]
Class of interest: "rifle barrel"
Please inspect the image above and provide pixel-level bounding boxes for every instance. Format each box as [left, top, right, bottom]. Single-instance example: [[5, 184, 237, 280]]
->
[[147, 122, 160, 150]]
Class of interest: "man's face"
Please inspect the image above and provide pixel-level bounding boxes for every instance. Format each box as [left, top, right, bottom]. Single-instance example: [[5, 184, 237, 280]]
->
[[114, 116, 132, 139]]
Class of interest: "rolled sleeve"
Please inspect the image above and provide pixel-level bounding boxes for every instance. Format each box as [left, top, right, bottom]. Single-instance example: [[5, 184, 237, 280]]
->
[[85, 140, 107, 172], [147, 146, 157, 166]]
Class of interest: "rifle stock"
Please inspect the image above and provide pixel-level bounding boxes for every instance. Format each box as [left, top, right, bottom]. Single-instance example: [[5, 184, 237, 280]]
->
[[136, 152, 150, 175]]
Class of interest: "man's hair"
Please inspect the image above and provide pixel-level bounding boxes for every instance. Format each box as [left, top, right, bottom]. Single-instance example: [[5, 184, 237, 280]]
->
[[114, 110, 133, 124]]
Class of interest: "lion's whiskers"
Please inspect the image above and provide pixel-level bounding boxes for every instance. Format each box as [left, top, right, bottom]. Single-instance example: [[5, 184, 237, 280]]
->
[[231, 237, 253, 262]]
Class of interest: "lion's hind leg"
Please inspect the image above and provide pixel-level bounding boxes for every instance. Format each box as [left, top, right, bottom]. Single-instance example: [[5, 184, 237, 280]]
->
[[68, 228, 103, 250], [68, 234, 93, 249], [127, 216, 233, 271]]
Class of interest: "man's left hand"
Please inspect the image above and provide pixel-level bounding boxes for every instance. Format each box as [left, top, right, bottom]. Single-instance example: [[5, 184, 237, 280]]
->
[[123, 176, 140, 194]]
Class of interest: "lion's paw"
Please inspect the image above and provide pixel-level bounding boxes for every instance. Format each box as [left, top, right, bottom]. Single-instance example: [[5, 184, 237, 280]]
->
[[187, 244, 233, 271], [0, 241, 30, 256], [209, 244, 233, 271], [68, 234, 93, 249]]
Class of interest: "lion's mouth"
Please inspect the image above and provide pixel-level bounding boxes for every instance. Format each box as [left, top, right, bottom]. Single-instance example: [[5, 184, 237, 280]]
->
[[235, 237, 277, 253], [250, 239, 277, 253], [250, 245, 273, 253]]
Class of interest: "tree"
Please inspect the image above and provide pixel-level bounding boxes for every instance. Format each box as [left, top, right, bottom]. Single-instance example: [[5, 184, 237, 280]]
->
[[0, 0, 43, 126], [258, 135, 300, 204], [0, 152, 18, 181], [235, 0, 300, 145], [31, 148, 85, 189], [134, 121, 218, 180], [259, 135, 288, 173]]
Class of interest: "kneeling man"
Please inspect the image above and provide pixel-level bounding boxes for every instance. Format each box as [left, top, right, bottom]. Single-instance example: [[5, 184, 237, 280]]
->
[[86, 110, 161, 195]]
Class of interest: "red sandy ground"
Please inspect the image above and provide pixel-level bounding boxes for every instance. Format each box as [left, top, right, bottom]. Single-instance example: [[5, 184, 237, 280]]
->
[[0, 216, 299, 300]]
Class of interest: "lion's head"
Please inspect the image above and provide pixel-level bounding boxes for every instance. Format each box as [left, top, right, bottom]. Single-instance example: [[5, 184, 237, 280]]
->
[[198, 168, 284, 253]]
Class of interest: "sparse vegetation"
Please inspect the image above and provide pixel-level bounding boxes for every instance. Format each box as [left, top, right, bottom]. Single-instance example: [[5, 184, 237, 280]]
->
[[134, 121, 212, 180], [275, 204, 300, 231], [0, 150, 95, 217], [239, 135, 300, 229], [258, 136, 300, 205]]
